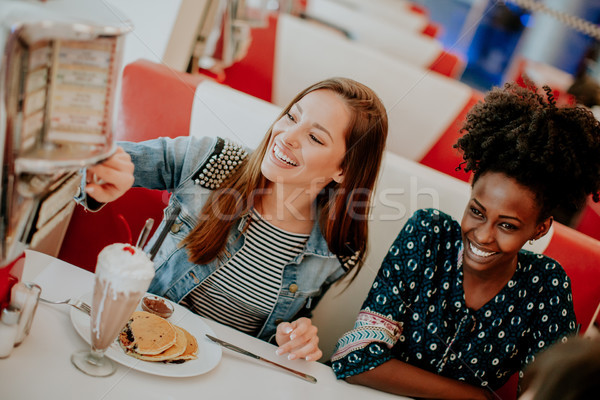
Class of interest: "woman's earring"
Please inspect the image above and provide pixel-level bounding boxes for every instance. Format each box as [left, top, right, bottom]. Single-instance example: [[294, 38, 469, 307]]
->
[[528, 239, 536, 245]]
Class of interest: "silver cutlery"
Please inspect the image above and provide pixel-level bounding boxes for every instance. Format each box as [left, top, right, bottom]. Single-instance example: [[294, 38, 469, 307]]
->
[[149, 204, 181, 261], [136, 218, 154, 249], [205, 334, 317, 384], [39, 297, 91, 315]]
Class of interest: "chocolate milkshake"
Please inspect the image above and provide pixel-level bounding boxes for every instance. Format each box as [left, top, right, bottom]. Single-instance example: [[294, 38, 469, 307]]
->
[[91, 243, 154, 351]]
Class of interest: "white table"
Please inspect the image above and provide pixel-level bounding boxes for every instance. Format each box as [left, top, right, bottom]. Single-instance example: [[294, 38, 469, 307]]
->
[[1, 250, 408, 400]]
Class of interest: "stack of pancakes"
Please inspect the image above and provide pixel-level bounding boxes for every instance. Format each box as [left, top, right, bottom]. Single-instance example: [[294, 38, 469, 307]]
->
[[119, 311, 198, 363]]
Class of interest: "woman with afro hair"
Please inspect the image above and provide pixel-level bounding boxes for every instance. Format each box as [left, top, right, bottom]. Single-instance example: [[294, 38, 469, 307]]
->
[[330, 82, 600, 399]]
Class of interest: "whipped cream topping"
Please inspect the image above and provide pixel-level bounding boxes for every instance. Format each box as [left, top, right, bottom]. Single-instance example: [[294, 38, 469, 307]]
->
[[95, 243, 155, 293]]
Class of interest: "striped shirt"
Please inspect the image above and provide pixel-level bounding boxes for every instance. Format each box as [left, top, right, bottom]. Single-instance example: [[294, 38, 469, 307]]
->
[[181, 210, 309, 335]]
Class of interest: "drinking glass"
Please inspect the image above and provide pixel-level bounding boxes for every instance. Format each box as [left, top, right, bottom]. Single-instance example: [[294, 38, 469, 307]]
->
[[71, 243, 154, 377]]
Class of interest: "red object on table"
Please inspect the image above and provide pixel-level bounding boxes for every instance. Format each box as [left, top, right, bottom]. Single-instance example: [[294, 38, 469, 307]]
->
[[0, 252, 25, 310]]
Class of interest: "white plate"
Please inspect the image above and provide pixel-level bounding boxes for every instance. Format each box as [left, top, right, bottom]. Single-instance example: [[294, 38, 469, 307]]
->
[[70, 292, 222, 377]]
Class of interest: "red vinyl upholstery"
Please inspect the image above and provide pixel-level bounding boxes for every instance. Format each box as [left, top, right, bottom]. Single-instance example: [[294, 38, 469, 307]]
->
[[201, 14, 279, 102], [115, 59, 209, 142], [421, 22, 440, 38], [418, 93, 482, 182], [544, 223, 600, 330], [428, 51, 467, 82], [574, 197, 600, 242], [58, 189, 167, 272]]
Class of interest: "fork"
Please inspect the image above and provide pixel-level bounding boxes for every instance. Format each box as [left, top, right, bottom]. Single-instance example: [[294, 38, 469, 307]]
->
[[39, 297, 91, 315]]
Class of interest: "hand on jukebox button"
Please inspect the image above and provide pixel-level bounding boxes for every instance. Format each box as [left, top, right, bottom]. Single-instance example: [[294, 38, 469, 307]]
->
[[85, 146, 134, 204]]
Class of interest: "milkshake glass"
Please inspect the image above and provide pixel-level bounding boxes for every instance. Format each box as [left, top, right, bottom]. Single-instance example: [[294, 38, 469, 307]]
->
[[71, 243, 155, 376]]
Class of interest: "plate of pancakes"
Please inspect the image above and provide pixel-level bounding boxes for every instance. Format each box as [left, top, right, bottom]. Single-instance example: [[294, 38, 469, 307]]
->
[[70, 292, 222, 377]]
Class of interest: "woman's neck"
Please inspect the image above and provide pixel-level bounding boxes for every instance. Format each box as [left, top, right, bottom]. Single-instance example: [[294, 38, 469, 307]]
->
[[255, 182, 320, 234], [462, 257, 518, 311]]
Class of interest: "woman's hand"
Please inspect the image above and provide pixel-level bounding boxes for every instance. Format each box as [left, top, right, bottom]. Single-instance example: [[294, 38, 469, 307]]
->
[[275, 317, 322, 362], [85, 147, 134, 203]]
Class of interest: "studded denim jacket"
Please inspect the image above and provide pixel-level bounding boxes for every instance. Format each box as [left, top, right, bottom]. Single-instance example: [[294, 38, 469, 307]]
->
[[117, 136, 348, 341]]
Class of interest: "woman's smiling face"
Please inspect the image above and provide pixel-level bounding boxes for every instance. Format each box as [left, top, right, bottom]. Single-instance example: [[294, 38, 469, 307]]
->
[[261, 89, 350, 191], [460, 172, 552, 275]]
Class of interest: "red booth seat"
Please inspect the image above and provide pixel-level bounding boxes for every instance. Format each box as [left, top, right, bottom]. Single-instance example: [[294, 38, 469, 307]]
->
[[544, 223, 600, 331], [304, 0, 456, 73], [574, 196, 600, 243]]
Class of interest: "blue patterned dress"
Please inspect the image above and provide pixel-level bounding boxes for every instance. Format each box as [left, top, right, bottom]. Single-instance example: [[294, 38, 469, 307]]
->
[[331, 209, 577, 390]]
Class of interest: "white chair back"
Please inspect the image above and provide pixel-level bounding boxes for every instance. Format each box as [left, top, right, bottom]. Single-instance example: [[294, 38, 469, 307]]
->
[[305, 0, 442, 67], [273, 14, 473, 160], [189, 80, 281, 148], [309, 0, 429, 32]]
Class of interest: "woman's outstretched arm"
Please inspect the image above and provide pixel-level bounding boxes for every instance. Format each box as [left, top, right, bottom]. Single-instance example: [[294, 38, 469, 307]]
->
[[346, 359, 494, 400]]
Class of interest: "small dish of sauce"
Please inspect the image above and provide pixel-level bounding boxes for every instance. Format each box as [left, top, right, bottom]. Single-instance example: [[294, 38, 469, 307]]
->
[[141, 295, 175, 319]]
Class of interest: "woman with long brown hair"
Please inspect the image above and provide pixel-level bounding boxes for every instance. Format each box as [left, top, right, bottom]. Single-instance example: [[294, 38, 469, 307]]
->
[[82, 77, 388, 362]]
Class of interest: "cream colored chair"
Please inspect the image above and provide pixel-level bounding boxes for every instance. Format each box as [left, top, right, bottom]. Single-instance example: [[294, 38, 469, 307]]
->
[[304, 0, 464, 78]]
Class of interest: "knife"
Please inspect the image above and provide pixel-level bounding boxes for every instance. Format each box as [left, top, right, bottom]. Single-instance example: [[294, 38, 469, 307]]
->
[[205, 334, 317, 384]]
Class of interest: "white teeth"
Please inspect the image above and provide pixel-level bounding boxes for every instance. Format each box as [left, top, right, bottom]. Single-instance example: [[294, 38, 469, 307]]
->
[[274, 145, 298, 166], [469, 242, 496, 257]]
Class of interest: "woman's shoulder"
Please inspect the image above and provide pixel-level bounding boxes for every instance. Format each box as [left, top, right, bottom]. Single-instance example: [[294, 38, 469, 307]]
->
[[517, 250, 570, 285], [409, 208, 457, 221], [405, 208, 460, 233], [119, 135, 219, 166], [185, 136, 249, 190], [390, 208, 461, 256], [518, 250, 563, 271]]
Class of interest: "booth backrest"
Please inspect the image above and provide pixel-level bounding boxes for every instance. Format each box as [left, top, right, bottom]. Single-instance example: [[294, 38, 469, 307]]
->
[[307, 0, 437, 37], [304, 0, 464, 78], [188, 80, 281, 148], [543, 223, 600, 332], [574, 196, 600, 243], [115, 59, 209, 142], [325, 0, 430, 20]]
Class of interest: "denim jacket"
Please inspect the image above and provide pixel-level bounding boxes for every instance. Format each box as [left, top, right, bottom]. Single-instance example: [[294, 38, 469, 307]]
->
[[117, 136, 347, 341]]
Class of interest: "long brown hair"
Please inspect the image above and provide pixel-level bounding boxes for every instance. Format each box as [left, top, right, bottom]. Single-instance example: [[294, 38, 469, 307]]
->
[[182, 78, 388, 275]]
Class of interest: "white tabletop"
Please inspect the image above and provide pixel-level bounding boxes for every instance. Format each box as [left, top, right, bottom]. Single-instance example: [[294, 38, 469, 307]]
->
[[1, 250, 408, 400]]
